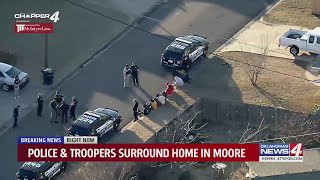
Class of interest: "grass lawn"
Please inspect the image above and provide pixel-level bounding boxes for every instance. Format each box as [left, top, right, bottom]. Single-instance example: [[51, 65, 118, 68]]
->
[[219, 51, 320, 113], [263, 0, 320, 29]]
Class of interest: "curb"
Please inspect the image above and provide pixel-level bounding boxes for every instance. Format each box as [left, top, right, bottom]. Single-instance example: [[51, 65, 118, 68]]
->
[[0, 0, 165, 136], [259, 0, 285, 26], [213, 0, 281, 54]]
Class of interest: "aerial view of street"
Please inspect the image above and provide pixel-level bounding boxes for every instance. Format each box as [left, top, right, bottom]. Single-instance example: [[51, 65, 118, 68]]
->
[[1, 0, 320, 179]]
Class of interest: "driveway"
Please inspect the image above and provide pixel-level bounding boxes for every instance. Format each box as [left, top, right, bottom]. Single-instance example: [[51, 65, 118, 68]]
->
[[0, 0, 275, 179]]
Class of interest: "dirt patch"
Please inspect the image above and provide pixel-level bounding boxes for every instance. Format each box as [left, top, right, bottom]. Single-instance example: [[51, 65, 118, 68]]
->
[[263, 0, 320, 29], [218, 51, 320, 113]]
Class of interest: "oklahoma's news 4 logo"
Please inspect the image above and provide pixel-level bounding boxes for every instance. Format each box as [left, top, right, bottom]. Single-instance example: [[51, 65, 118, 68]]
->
[[14, 11, 60, 34], [260, 143, 303, 156]]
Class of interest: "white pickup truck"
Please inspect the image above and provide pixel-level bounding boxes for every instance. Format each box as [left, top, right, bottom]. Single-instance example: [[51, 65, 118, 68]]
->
[[279, 27, 320, 55]]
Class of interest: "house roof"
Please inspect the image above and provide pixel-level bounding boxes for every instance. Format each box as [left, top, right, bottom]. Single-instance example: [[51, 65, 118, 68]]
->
[[246, 148, 320, 178]]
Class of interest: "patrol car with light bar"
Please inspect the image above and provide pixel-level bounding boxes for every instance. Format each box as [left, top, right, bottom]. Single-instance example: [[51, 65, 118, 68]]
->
[[16, 161, 67, 180], [161, 35, 209, 69], [68, 108, 122, 137]]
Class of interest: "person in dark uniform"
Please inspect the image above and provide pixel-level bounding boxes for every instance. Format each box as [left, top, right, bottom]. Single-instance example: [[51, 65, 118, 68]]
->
[[59, 100, 69, 123], [130, 62, 139, 86], [50, 99, 58, 123], [37, 93, 44, 117], [12, 105, 20, 128], [54, 91, 64, 116], [69, 96, 78, 120], [181, 60, 191, 82], [133, 99, 141, 122]]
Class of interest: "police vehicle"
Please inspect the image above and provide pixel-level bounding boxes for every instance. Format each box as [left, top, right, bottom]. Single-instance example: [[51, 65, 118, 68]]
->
[[68, 108, 122, 137], [16, 161, 67, 180], [161, 35, 209, 69]]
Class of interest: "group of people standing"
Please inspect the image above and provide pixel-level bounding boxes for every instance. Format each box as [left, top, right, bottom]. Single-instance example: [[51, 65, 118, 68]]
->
[[49, 91, 78, 123], [123, 62, 140, 87], [13, 91, 78, 128]]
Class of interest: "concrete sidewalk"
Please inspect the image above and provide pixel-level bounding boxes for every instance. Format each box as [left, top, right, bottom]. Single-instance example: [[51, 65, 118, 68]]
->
[[0, 0, 162, 133]]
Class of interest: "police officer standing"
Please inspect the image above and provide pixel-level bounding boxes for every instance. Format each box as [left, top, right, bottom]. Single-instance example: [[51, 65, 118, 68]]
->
[[59, 100, 69, 123], [133, 99, 141, 122], [69, 96, 78, 120], [130, 62, 140, 86], [181, 60, 191, 82], [12, 105, 20, 128], [37, 93, 44, 117], [54, 91, 64, 116], [50, 99, 58, 123]]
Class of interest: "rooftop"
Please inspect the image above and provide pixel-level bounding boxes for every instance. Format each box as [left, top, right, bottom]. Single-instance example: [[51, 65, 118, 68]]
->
[[246, 148, 320, 178]]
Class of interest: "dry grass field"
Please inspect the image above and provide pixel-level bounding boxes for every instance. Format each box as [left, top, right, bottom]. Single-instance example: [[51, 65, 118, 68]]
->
[[263, 0, 320, 29]]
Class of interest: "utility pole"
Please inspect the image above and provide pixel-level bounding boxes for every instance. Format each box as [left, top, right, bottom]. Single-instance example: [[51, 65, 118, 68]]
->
[[44, 0, 49, 68]]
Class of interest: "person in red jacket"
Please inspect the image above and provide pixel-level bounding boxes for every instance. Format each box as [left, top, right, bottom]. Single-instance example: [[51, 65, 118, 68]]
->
[[165, 82, 175, 96]]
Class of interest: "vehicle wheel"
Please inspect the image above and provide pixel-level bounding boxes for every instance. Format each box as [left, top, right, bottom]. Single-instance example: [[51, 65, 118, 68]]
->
[[60, 163, 67, 172], [187, 59, 192, 68], [290, 46, 299, 56], [113, 121, 119, 131], [1, 83, 9, 91], [202, 46, 208, 57]]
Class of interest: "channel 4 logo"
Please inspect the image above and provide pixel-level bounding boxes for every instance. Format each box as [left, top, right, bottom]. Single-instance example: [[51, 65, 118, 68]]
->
[[260, 143, 303, 156]]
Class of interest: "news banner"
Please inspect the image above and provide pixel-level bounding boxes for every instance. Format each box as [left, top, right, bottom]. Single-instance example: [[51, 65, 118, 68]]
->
[[18, 136, 303, 162]]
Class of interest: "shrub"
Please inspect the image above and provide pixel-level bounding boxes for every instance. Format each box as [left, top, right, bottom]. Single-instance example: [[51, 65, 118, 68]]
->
[[0, 50, 17, 65]]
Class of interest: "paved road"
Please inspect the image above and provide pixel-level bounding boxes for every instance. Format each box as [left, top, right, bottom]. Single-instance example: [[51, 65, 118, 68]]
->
[[0, 0, 274, 179]]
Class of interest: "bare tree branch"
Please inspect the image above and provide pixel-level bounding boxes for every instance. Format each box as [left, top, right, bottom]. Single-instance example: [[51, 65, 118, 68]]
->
[[239, 122, 251, 143], [243, 34, 271, 86], [155, 110, 208, 169]]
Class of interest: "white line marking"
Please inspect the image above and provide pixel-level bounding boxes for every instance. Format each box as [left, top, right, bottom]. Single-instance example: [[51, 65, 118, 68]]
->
[[142, 15, 161, 22]]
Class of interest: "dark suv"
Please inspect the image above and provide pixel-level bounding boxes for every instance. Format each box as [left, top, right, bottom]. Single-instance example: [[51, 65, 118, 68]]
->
[[16, 161, 67, 180], [68, 108, 122, 137], [161, 35, 209, 69]]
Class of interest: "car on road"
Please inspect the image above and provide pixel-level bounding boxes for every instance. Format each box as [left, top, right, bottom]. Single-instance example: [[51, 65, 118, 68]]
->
[[16, 161, 67, 180], [161, 34, 209, 69], [68, 108, 122, 137], [279, 27, 320, 55], [0, 62, 29, 91]]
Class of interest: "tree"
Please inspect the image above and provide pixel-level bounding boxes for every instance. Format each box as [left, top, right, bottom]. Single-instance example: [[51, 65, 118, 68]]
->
[[238, 109, 320, 147], [152, 110, 208, 169], [243, 34, 270, 87], [275, 114, 320, 147], [239, 110, 270, 143]]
